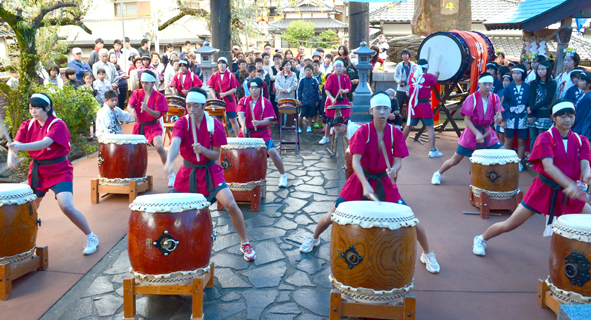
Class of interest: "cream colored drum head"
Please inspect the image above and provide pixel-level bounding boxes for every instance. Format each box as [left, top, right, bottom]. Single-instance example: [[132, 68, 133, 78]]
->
[[99, 134, 148, 145], [0, 183, 36, 206], [332, 201, 418, 230], [129, 193, 210, 213], [418, 35, 462, 82], [223, 138, 266, 150], [470, 149, 520, 165], [553, 214, 591, 243]]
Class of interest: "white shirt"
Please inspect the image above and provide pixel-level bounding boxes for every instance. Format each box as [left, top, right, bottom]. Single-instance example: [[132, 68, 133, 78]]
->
[[378, 41, 389, 61], [95, 105, 133, 139], [482, 97, 488, 114], [556, 70, 573, 100]]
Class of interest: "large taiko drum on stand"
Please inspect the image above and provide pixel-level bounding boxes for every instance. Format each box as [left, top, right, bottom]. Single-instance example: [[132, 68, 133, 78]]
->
[[98, 134, 148, 186], [470, 149, 520, 201], [418, 31, 493, 92], [329, 201, 418, 304], [546, 214, 591, 305], [0, 184, 38, 264], [219, 138, 267, 211], [128, 193, 213, 284]]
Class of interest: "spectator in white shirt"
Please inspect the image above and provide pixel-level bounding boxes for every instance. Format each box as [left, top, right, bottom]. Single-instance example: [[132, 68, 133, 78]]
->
[[321, 54, 333, 75], [377, 35, 389, 61], [6, 69, 19, 90], [95, 90, 133, 139], [164, 58, 180, 96], [123, 37, 139, 62]]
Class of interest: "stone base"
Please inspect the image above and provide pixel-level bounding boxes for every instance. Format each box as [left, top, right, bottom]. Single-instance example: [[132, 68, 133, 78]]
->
[[351, 93, 372, 123], [558, 305, 591, 320]]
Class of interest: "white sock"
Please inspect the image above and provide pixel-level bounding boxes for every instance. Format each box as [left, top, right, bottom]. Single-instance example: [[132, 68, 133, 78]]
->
[[241, 241, 250, 245], [281, 173, 287, 177], [86, 232, 95, 239]]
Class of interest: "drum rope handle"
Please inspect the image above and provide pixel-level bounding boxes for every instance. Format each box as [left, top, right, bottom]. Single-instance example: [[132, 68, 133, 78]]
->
[[190, 113, 200, 162]]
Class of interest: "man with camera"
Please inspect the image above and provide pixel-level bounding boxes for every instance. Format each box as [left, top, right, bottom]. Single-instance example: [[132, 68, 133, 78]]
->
[[394, 49, 415, 123]]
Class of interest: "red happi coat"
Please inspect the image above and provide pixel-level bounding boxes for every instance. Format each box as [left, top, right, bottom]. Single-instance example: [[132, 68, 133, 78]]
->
[[207, 71, 240, 113], [170, 71, 203, 93], [237, 95, 277, 142], [129, 89, 168, 143]]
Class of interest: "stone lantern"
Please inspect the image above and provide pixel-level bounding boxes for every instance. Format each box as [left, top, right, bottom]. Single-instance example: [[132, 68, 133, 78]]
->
[[350, 41, 375, 123], [195, 40, 218, 93]]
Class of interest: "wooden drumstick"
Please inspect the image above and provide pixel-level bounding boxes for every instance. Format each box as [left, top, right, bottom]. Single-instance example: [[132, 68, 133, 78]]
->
[[190, 113, 200, 162], [380, 140, 394, 184], [250, 100, 257, 130], [0, 115, 24, 165]]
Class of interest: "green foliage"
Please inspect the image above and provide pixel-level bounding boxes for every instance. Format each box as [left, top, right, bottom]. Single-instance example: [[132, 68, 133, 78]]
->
[[231, 0, 259, 48], [34, 85, 100, 143], [282, 20, 315, 48], [312, 29, 339, 50]]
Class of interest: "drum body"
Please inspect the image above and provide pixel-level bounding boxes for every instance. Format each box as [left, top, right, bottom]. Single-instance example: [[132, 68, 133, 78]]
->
[[205, 99, 226, 112], [0, 184, 38, 264], [330, 201, 418, 304], [220, 138, 267, 193], [128, 193, 213, 284], [278, 98, 298, 115], [98, 134, 148, 185], [547, 214, 591, 304], [470, 149, 520, 199]]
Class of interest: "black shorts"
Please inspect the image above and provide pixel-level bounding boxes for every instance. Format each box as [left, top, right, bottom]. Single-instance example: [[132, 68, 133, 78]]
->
[[171, 182, 228, 204], [324, 116, 334, 125], [35, 181, 73, 198], [300, 105, 316, 118]]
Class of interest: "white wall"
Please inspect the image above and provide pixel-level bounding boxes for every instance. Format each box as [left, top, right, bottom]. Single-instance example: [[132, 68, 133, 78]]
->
[[0, 38, 8, 60]]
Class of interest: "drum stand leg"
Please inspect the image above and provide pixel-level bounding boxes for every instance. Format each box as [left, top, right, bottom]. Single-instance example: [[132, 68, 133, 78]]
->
[[91, 179, 99, 204], [91, 176, 153, 204], [538, 279, 560, 315], [0, 246, 48, 301], [329, 288, 415, 320], [123, 263, 215, 320]]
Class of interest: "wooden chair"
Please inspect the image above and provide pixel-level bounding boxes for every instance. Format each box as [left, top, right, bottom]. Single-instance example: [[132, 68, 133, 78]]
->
[[163, 106, 186, 145], [205, 106, 230, 137]]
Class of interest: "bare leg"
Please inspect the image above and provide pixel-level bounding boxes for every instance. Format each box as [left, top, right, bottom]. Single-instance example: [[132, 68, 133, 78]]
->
[[229, 117, 241, 138], [298, 116, 304, 131], [517, 138, 526, 160], [312, 205, 337, 239], [427, 125, 436, 151], [416, 223, 430, 253], [216, 188, 249, 243], [437, 152, 465, 175], [402, 124, 413, 140], [481, 204, 535, 241], [503, 136, 514, 152], [56, 192, 92, 235], [152, 136, 167, 164], [268, 148, 285, 174]]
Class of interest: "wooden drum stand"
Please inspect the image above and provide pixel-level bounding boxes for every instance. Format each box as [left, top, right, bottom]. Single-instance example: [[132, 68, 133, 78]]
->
[[123, 264, 214, 320], [537, 279, 562, 315], [469, 188, 523, 219], [0, 246, 48, 300], [91, 176, 153, 204], [330, 289, 415, 320]]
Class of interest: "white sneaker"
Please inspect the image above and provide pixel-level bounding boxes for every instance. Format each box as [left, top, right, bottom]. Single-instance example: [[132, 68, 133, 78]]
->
[[279, 174, 288, 188], [83, 234, 99, 255], [473, 235, 487, 256], [168, 172, 176, 187], [519, 162, 523, 173], [420, 252, 440, 274], [431, 171, 442, 185], [319, 136, 329, 145], [428, 148, 443, 158], [299, 236, 320, 253]]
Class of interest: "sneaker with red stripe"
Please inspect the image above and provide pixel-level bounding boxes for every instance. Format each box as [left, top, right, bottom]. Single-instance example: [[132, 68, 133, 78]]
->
[[240, 242, 256, 262]]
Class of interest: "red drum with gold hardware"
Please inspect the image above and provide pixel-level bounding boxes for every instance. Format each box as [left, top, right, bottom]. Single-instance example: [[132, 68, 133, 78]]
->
[[205, 99, 226, 112], [278, 98, 298, 114], [330, 201, 418, 304], [0, 184, 39, 265], [128, 193, 214, 284], [545, 214, 591, 305], [98, 134, 148, 186]]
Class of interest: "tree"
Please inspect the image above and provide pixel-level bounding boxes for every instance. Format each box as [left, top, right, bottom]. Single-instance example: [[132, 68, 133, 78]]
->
[[282, 20, 315, 48], [311, 29, 339, 49], [0, 1, 91, 134]]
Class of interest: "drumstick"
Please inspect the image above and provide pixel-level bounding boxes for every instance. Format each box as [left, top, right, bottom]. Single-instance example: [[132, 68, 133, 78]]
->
[[250, 100, 257, 130], [380, 140, 394, 184], [0, 115, 24, 165], [190, 113, 200, 162]]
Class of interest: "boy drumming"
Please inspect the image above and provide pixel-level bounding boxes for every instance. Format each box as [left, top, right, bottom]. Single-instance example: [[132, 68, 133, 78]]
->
[[300, 93, 441, 274], [432, 73, 504, 185], [208, 57, 241, 137], [164, 88, 256, 261], [237, 78, 288, 188], [127, 70, 174, 186]]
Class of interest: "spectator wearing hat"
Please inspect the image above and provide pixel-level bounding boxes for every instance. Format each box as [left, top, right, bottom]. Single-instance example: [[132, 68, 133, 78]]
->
[[68, 47, 93, 82], [393, 49, 415, 121], [137, 39, 150, 59], [170, 59, 203, 97], [208, 57, 241, 137], [312, 51, 322, 62], [93, 48, 120, 92], [88, 38, 104, 69]]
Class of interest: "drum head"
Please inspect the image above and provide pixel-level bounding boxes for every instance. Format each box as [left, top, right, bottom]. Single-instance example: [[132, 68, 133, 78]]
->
[[224, 138, 266, 149], [470, 149, 520, 165], [0, 183, 36, 205], [327, 104, 351, 110], [332, 201, 418, 230], [99, 134, 148, 145], [130, 193, 210, 213], [418, 33, 464, 82], [555, 214, 591, 234]]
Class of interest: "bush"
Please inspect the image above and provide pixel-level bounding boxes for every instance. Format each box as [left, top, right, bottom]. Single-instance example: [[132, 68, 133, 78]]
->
[[312, 29, 339, 50], [34, 85, 100, 143], [282, 20, 315, 48]]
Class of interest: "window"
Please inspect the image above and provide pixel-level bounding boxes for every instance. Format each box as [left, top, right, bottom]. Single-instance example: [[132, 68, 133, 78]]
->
[[115, 3, 138, 16]]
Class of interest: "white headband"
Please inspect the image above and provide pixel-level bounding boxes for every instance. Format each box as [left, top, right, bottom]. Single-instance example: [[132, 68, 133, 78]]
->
[[512, 67, 525, 73], [478, 75, 494, 83], [552, 101, 575, 115], [31, 93, 51, 106], [333, 60, 344, 67], [370, 94, 392, 109], [418, 62, 429, 68], [186, 91, 207, 104], [141, 72, 156, 82]]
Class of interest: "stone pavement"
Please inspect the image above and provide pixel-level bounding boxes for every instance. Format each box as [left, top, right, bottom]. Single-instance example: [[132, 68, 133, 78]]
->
[[38, 126, 556, 320]]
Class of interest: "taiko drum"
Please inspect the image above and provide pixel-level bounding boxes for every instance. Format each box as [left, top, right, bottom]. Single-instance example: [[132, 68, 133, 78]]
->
[[128, 193, 213, 284], [330, 201, 418, 304], [220, 138, 267, 184], [98, 134, 148, 184], [470, 149, 520, 195], [0, 184, 38, 263], [547, 214, 591, 304]]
